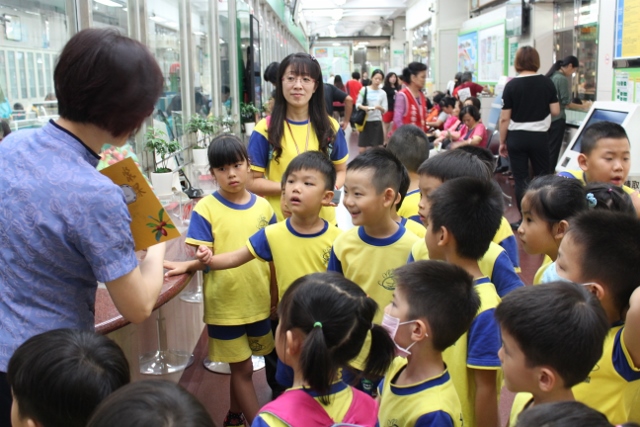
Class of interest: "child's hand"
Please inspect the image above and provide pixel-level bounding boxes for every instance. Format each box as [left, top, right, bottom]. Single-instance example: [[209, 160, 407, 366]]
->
[[197, 245, 213, 265], [163, 260, 190, 277]]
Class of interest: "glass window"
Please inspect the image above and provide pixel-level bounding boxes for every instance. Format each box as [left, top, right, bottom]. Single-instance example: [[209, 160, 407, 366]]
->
[[17, 51, 27, 99], [191, 0, 211, 117], [27, 52, 35, 98], [0, 0, 69, 121], [91, 0, 128, 34], [218, 0, 232, 118]]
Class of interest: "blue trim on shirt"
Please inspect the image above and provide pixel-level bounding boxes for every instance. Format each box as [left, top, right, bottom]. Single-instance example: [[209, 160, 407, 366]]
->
[[212, 191, 257, 210], [408, 215, 422, 224], [269, 213, 277, 224], [327, 247, 343, 274], [407, 253, 415, 263], [248, 228, 273, 262], [406, 189, 420, 196], [612, 327, 640, 381], [247, 130, 270, 169], [49, 119, 101, 159], [499, 235, 520, 269], [467, 308, 502, 367], [331, 127, 348, 162], [358, 224, 405, 247], [186, 211, 214, 243], [474, 277, 492, 286], [286, 118, 310, 126], [285, 218, 329, 238], [302, 380, 349, 398], [558, 171, 578, 179], [415, 411, 455, 427], [492, 251, 524, 297], [389, 369, 451, 396]]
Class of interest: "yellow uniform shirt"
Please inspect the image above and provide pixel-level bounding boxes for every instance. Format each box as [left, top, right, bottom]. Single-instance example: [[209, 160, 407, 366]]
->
[[573, 325, 640, 424], [399, 216, 426, 238], [378, 357, 463, 427], [508, 392, 533, 427], [443, 277, 502, 427], [397, 189, 421, 223], [533, 255, 553, 285], [186, 192, 275, 325], [247, 117, 349, 224], [329, 225, 419, 371], [409, 240, 524, 298], [247, 218, 342, 299], [493, 216, 521, 272]]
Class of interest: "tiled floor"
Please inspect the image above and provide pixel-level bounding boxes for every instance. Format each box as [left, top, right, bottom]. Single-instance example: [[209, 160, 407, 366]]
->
[[178, 130, 543, 426]]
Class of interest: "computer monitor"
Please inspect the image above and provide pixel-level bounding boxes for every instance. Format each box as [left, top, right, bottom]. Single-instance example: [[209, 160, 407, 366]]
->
[[555, 101, 640, 185]]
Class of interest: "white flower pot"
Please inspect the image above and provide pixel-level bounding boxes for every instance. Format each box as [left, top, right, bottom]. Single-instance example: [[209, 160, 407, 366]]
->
[[193, 149, 209, 166], [244, 122, 255, 136], [150, 171, 175, 196]]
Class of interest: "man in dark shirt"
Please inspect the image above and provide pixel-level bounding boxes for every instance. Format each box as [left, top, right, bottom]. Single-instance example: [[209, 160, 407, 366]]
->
[[323, 83, 353, 130]]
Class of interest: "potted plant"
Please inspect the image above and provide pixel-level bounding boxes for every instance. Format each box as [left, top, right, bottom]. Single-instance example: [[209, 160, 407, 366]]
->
[[186, 115, 212, 166], [240, 102, 260, 135], [145, 127, 181, 196]]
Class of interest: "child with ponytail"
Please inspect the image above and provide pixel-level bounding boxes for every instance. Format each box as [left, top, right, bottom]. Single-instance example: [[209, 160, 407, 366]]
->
[[516, 175, 588, 284], [252, 272, 395, 427]]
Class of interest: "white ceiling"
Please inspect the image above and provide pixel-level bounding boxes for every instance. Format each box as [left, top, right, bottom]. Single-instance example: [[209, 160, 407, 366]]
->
[[299, 0, 406, 39]]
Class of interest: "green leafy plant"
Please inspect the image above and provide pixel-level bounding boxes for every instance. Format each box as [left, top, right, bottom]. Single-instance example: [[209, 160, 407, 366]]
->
[[145, 128, 181, 173], [240, 102, 260, 124]]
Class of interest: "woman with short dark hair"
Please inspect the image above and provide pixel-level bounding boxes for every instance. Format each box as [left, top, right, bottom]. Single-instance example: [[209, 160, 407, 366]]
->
[[0, 29, 167, 425], [499, 46, 560, 228]]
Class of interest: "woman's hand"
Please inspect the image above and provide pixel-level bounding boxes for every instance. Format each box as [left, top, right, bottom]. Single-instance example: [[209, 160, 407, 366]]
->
[[499, 143, 509, 158]]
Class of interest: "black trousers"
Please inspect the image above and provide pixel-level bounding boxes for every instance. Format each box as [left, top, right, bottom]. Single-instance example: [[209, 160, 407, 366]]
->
[[264, 319, 286, 398], [507, 130, 550, 211], [548, 119, 566, 174]]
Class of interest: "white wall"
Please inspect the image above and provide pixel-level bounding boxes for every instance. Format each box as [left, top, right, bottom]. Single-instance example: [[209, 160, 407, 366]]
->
[[596, 0, 615, 101], [435, 0, 468, 91]]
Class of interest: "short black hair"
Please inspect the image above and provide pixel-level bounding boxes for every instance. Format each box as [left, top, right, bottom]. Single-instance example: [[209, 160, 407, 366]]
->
[[461, 71, 473, 83], [456, 145, 496, 171], [464, 96, 481, 110], [347, 147, 403, 195], [208, 134, 249, 169], [55, 29, 163, 138], [459, 105, 481, 122], [221, 85, 231, 94], [396, 261, 479, 351], [264, 62, 279, 85], [397, 163, 410, 210], [495, 281, 609, 387], [282, 150, 336, 190], [387, 124, 430, 173], [585, 182, 636, 216], [417, 149, 492, 183], [432, 92, 446, 105], [526, 175, 587, 225], [7, 329, 130, 427], [86, 380, 214, 427], [515, 401, 613, 427], [352, 71, 361, 80], [566, 210, 640, 314], [439, 96, 457, 109], [427, 177, 503, 259], [580, 121, 629, 155]]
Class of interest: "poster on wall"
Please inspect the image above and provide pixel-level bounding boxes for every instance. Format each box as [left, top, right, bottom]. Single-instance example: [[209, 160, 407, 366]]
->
[[458, 32, 478, 76], [613, 69, 640, 102], [313, 47, 351, 83], [614, 0, 640, 61], [478, 24, 505, 83]]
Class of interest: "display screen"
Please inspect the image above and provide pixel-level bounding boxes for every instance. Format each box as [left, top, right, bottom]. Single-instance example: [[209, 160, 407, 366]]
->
[[571, 109, 629, 152]]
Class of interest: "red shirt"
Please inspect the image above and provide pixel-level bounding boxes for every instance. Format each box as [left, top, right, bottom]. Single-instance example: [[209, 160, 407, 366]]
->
[[345, 79, 363, 102], [453, 82, 484, 99]]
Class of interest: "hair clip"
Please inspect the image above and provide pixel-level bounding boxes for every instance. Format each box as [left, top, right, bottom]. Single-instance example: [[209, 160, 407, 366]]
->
[[607, 187, 613, 193], [586, 192, 597, 208], [309, 54, 318, 62], [313, 321, 323, 329]]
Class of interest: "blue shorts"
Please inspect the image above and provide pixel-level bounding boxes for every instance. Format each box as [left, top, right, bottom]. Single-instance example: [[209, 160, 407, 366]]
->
[[207, 318, 274, 363]]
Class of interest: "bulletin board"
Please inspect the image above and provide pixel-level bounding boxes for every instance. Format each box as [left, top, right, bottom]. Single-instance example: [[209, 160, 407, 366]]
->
[[477, 24, 505, 83], [313, 47, 351, 83], [458, 32, 478, 76], [614, 0, 640, 61], [613, 68, 640, 103]]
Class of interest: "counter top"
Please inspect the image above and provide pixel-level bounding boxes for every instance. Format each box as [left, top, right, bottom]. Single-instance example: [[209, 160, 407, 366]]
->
[[95, 236, 194, 334]]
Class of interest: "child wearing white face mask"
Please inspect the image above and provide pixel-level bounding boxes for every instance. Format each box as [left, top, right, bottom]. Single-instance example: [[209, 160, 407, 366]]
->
[[377, 261, 480, 427]]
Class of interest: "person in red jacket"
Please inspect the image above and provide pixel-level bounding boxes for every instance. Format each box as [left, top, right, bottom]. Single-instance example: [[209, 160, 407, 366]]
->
[[453, 71, 486, 101], [345, 71, 363, 105]]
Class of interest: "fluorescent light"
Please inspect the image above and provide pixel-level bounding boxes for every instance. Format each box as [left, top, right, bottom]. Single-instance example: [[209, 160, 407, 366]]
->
[[94, 0, 123, 7], [123, 7, 127, 11], [25, 11, 40, 15], [330, 8, 343, 21], [334, 0, 346, 5], [332, 42, 340, 46]]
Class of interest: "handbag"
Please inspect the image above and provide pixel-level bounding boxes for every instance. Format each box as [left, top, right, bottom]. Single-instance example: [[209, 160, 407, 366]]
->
[[350, 87, 368, 126]]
